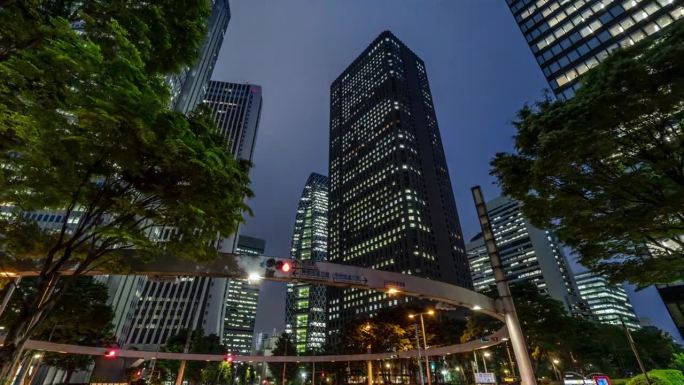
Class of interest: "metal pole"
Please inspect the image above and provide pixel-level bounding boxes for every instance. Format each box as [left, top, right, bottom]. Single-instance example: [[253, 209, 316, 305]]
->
[[471, 186, 537, 385], [414, 325, 425, 385], [472, 351, 479, 373], [282, 339, 288, 385], [313, 361, 316, 385], [367, 344, 373, 385], [419, 315, 432, 385], [505, 342, 516, 377], [482, 354, 487, 373], [0, 277, 21, 318], [621, 318, 651, 385]]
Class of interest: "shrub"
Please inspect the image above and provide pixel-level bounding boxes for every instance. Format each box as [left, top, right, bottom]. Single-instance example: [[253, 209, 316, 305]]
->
[[626, 369, 684, 385]]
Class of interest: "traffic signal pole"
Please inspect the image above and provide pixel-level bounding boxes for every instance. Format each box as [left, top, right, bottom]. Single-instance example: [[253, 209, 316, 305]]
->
[[471, 186, 537, 385]]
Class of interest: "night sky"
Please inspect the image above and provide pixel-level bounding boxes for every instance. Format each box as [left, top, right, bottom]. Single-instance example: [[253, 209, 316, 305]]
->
[[212, 0, 681, 342]]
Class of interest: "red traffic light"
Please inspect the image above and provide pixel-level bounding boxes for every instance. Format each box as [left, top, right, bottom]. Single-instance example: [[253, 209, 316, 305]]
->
[[281, 261, 291, 272], [104, 349, 118, 359], [224, 354, 234, 363]]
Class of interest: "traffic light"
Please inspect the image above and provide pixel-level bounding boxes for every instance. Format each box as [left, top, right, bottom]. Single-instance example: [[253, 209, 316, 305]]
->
[[104, 349, 118, 359], [264, 258, 295, 276], [224, 354, 234, 363]]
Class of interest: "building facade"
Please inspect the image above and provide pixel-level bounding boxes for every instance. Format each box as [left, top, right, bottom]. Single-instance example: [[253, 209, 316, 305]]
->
[[656, 283, 684, 339], [505, 0, 683, 99], [327, 31, 472, 340], [575, 271, 640, 330], [124, 81, 263, 349], [466, 196, 580, 311], [168, 0, 231, 114], [221, 236, 265, 354], [285, 173, 329, 353]]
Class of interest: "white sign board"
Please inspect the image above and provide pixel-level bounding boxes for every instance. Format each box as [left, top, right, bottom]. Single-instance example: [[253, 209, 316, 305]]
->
[[475, 372, 497, 384]]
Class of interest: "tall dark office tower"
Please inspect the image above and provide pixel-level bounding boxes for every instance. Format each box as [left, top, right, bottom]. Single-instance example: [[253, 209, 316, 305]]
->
[[505, 0, 683, 99], [327, 31, 472, 339], [656, 283, 684, 339], [285, 173, 329, 353], [167, 0, 231, 114]]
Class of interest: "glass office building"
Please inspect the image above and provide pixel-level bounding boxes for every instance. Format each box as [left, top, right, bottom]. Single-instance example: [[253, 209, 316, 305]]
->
[[575, 271, 641, 330], [327, 31, 472, 342], [506, 0, 683, 99], [466, 196, 581, 312], [285, 173, 329, 353]]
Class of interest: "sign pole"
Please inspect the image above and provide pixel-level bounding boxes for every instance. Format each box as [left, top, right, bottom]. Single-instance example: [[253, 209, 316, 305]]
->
[[472, 186, 537, 385]]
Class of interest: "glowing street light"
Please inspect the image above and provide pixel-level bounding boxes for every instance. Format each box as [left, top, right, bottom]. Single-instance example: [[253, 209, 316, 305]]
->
[[408, 310, 436, 385], [247, 272, 262, 283], [472, 305, 482, 311]]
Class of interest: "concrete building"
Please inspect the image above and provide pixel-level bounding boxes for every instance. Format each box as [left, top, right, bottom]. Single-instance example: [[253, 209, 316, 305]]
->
[[466, 195, 580, 311], [222, 236, 265, 354], [575, 271, 640, 330], [167, 0, 231, 114]]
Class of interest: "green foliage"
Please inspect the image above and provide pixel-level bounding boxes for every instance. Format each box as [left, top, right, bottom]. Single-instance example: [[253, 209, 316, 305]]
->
[[0, 277, 113, 374], [491, 20, 684, 285], [268, 333, 297, 385], [0, 0, 251, 374], [461, 282, 681, 378], [670, 352, 684, 371], [157, 329, 228, 385], [627, 369, 684, 385]]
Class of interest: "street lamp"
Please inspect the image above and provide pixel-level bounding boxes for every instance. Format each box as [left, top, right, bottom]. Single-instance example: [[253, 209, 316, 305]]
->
[[551, 359, 561, 381], [482, 351, 491, 373], [409, 310, 435, 385]]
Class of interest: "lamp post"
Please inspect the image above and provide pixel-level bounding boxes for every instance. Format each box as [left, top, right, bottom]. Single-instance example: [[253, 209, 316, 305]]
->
[[363, 323, 373, 385], [482, 352, 491, 373], [409, 310, 435, 385], [551, 359, 561, 381]]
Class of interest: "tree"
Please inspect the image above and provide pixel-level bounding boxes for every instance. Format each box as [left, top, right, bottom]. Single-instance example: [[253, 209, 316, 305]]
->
[[490, 20, 684, 286], [0, 0, 252, 377], [460, 282, 682, 377], [157, 330, 228, 385], [268, 333, 297, 385], [0, 277, 114, 382]]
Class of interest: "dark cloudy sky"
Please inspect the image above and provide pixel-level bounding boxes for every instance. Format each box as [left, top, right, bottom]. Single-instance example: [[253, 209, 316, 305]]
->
[[212, 0, 680, 342]]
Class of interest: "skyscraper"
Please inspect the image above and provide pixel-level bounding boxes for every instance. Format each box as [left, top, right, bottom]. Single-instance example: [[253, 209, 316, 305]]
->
[[466, 196, 580, 311], [656, 283, 684, 339], [167, 0, 231, 114], [203, 81, 263, 162], [124, 81, 263, 349], [222, 235, 265, 354], [327, 31, 472, 339], [505, 0, 683, 99], [285, 173, 329, 353], [575, 271, 640, 330]]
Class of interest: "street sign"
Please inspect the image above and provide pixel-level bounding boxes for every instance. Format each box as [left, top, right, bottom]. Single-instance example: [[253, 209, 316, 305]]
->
[[592, 376, 612, 385], [474, 372, 497, 384]]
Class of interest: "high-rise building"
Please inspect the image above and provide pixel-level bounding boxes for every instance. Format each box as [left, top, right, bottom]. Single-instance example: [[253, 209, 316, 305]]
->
[[505, 0, 683, 99], [203, 81, 263, 161], [167, 0, 231, 114], [222, 235, 265, 354], [466, 196, 580, 311], [656, 283, 684, 339], [285, 173, 328, 353], [124, 81, 263, 349], [327, 31, 472, 339], [575, 271, 640, 330]]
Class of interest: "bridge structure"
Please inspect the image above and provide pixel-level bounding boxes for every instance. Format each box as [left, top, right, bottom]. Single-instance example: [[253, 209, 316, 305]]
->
[[0, 187, 538, 385], [2, 253, 525, 378]]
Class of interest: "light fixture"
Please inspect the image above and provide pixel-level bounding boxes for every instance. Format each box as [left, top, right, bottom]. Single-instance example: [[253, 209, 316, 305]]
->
[[247, 272, 262, 283], [472, 305, 482, 311], [387, 287, 399, 295]]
